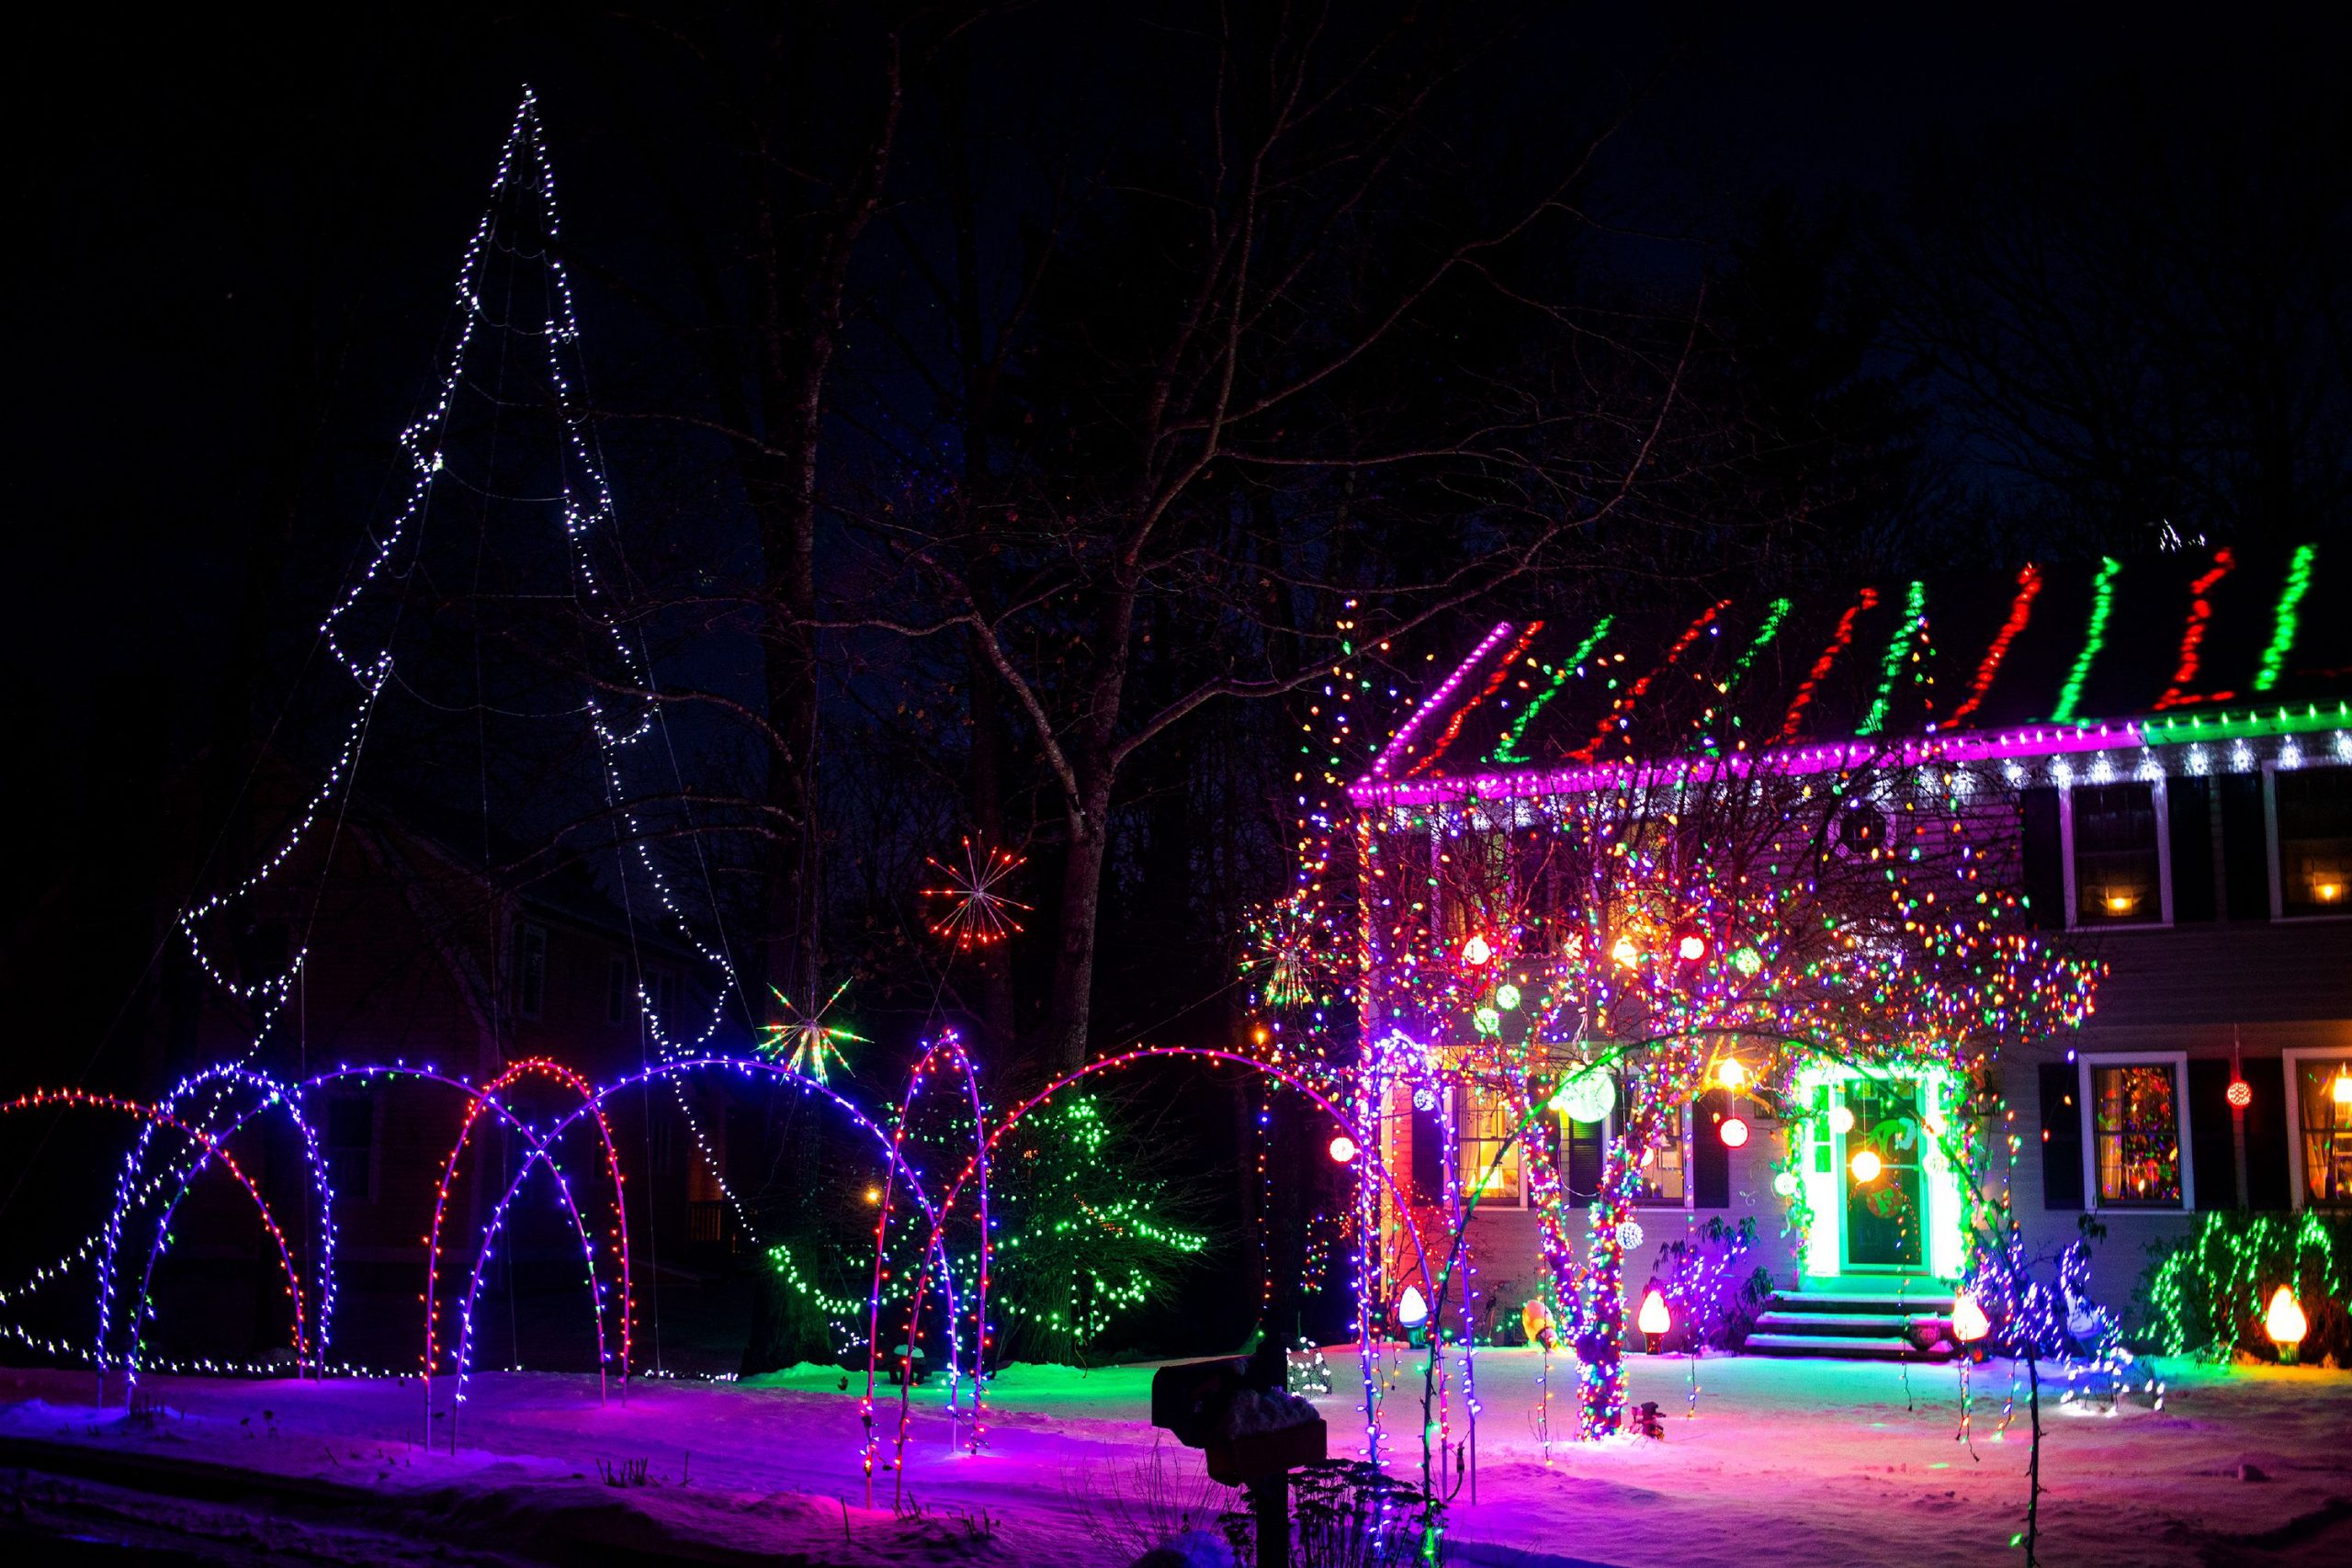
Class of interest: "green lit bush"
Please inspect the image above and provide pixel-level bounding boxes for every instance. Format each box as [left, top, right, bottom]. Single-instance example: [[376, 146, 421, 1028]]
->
[[2138, 1211, 2350, 1365]]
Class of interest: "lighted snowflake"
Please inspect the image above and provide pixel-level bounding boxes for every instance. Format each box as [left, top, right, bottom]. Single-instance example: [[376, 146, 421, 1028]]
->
[[759, 981, 867, 1083], [922, 838, 1029, 948]]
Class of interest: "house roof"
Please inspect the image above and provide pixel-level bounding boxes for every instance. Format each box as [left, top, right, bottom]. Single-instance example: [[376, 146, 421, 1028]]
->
[[1353, 542, 2346, 805]]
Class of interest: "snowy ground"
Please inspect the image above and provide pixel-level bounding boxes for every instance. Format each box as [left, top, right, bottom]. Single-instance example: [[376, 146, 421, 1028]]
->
[[2, 1349, 2346, 1565]]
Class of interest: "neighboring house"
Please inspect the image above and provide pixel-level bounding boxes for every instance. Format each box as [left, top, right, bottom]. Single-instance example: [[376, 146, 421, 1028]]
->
[[1348, 543, 2349, 1349]]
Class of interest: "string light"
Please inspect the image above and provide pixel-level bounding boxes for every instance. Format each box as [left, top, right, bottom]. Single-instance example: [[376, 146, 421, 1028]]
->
[[2050, 557, 2120, 724], [2252, 544, 2317, 693]]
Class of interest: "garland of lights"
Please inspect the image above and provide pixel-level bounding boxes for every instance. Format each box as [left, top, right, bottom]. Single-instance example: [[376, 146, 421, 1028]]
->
[[2050, 557, 2120, 724]]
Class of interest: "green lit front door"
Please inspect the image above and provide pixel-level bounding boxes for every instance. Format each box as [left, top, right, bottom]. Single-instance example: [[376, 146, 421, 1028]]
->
[[1841, 1078, 1925, 1270]]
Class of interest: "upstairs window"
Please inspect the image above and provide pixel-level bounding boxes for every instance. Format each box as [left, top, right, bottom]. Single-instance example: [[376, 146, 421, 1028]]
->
[[2071, 783, 2164, 926], [2088, 1061, 2183, 1208], [2275, 766, 2351, 918], [514, 922, 548, 1021], [1457, 1084, 1523, 1205]]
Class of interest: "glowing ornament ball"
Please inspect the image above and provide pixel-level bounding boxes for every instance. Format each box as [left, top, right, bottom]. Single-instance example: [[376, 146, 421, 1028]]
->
[[1951, 1290, 1991, 1346], [1328, 1134, 1358, 1164], [1718, 1115, 1750, 1149], [2226, 1077, 2253, 1110], [1713, 1056, 1747, 1091], [1771, 1169, 1799, 1198], [1461, 934, 1492, 966], [1552, 1067, 1616, 1123], [1677, 932, 1707, 962], [1828, 1104, 1857, 1135], [1849, 1147, 1883, 1183]]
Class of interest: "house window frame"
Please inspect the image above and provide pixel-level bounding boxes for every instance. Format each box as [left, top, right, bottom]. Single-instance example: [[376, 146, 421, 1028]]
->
[[1627, 1102, 1694, 1210], [2077, 1052, 2195, 1212], [1454, 1081, 1529, 1209], [2280, 1045, 2352, 1211], [2059, 776, 2173, 931], [2264, 760, 2352, 923]]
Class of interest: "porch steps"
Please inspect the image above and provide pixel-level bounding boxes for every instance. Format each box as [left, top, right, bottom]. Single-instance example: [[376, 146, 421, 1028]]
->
[[1745, 1287, 1957, 1362]]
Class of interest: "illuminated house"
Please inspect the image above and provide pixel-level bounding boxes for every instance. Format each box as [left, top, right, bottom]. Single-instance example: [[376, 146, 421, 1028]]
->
[[1348, 543, 2350, 1358]]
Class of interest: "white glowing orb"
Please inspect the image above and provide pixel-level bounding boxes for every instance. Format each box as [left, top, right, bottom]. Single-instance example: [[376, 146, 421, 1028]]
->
[[1552, 1068, 1616, 1123]]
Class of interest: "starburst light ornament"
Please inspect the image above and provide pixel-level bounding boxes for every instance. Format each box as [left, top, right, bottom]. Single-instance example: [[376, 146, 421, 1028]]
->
[[922, 837, 1030, 949], [759, 982, 868, 1083]]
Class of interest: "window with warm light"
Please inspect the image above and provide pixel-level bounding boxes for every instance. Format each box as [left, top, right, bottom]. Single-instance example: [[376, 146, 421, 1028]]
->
[[2072, 783, 2162, 926], [2090, 1063, 2182, 1206], [1457, 1084, 1524, 1204], [2292, 1056, 2352, 1207], [1634, 1121, 1688, 1204], [2276, 767, 2351, 919]]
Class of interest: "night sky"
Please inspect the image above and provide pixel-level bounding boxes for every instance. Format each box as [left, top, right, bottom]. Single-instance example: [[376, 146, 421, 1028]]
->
[[8, 1, 2342, 921]]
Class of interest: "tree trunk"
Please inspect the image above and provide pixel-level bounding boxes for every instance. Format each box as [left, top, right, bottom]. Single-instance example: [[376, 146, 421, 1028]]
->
[[1040, 799, 1110, 1073]]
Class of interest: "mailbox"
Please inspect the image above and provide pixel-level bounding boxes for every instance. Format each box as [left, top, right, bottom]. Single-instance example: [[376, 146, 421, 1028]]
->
[[1148, 1344, 1327, 1568]]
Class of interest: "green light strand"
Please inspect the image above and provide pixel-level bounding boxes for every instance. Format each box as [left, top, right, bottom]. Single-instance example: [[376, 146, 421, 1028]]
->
[[2252, 543, 2316, 693], [1492, 615, 1613, 763], [1727, 597, 1793, 688], [2050, 557, 2120, 725], [1859, 581, 1927, 736]]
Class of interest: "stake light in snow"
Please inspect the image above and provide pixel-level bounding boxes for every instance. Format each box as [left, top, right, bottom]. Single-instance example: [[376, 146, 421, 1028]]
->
[[1638, 1289, 1670, 1352], [2266, 1286, 2307, 1363], [1952, 1291, 1991, 1345], [1849, 1147, 1883, 1183], [1718, 1115, 1750, 1148], [1396, 1285, 1430, 1331], [1328, 1134, 1358, 1165]]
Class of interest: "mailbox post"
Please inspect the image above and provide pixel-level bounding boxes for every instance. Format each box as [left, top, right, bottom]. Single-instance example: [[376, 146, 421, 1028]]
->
[[1148, 1338, 1327, 1568]]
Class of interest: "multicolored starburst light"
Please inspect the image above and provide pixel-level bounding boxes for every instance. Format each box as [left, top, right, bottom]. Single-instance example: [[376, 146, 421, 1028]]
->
[[760, 982, 868, 1083], [922, 838, 1030, 949]]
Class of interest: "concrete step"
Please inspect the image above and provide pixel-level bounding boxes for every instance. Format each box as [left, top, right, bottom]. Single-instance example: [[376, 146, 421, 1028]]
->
[[1752, 1310, 1911, 1337], [1765, 1293, 1953, 1317], [1745, 1331, 1951, 1361]]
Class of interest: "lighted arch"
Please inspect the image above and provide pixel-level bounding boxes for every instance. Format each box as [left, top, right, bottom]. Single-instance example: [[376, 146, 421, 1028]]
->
[[421, 1058, 632, 1419], [891, 1046, 1432, 1485], [864, 1032, 992, 1453], [95, 1064, 334, 1390], [443, 1057, 970, 1455], [3, 1089, 310, 1398]]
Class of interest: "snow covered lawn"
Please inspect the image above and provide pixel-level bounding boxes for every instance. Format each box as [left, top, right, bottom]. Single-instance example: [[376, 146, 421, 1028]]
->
[[2, 1350, 2346, 1564]]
